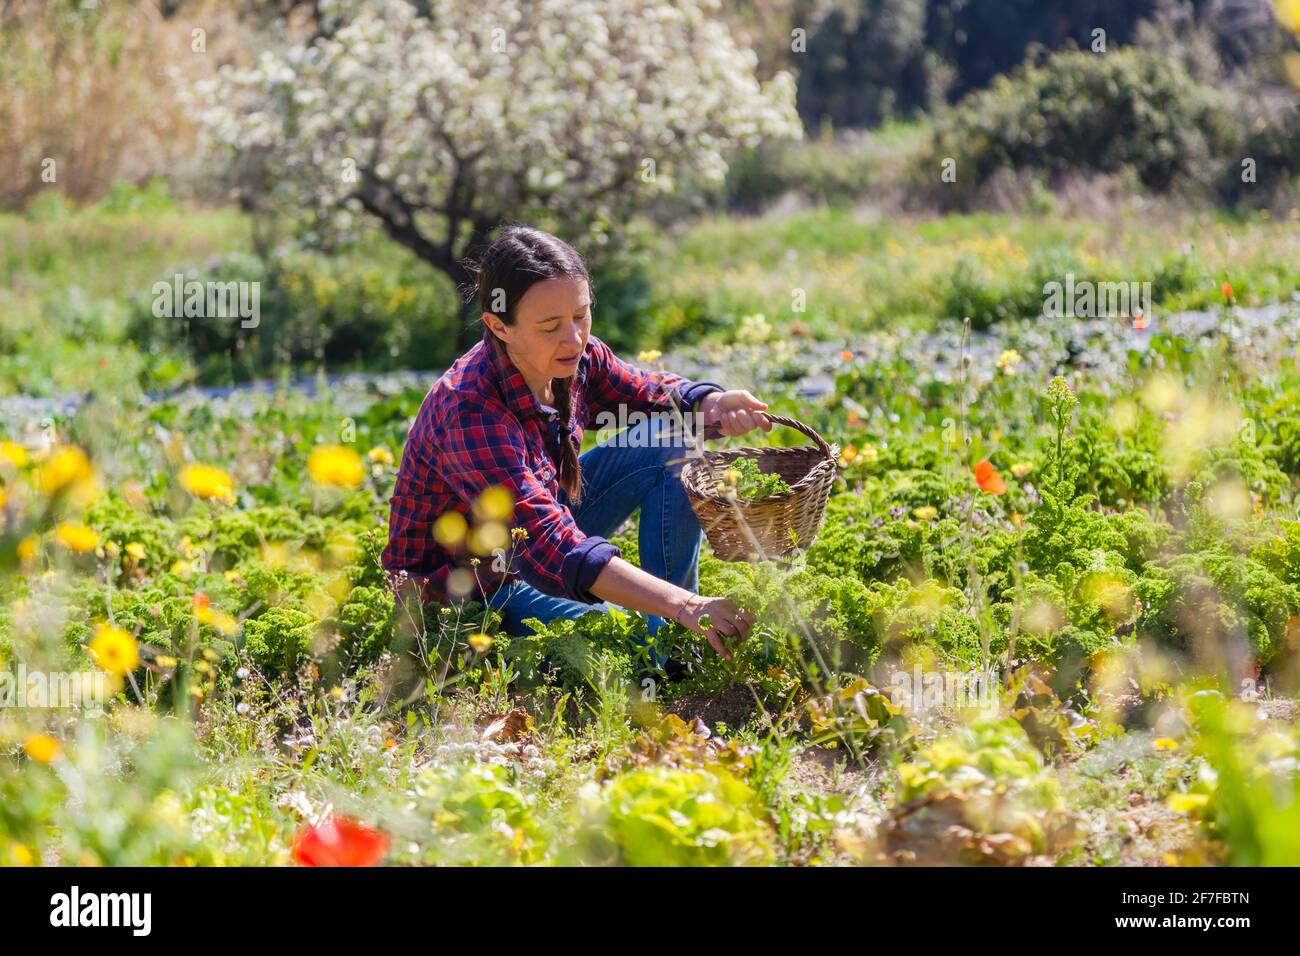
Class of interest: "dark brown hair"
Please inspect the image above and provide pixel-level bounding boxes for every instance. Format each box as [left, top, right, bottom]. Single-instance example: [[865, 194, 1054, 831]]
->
[[467, 225, 590, 504]]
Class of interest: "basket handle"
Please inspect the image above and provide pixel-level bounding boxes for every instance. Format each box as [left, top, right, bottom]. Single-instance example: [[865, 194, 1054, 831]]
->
[[701, 413, 835, 459], [766, 414, 835, 459]]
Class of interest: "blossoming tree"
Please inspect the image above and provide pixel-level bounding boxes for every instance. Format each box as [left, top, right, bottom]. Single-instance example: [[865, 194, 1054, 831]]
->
[[195, 0, 801, 346]]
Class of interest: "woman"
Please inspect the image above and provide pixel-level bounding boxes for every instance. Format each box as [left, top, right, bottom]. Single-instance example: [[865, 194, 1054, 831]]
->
[[382, 226, 771, 667]]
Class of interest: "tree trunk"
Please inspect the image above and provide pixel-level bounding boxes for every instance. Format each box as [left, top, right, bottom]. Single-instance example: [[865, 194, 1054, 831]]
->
[[445, 220, 495, 355], [356, 178, 495, 356]]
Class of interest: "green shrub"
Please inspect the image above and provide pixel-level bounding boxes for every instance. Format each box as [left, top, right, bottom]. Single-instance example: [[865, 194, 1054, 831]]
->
[[416, 762, 550, 865], [126, 249, 459, 383], [97, 177, 174, 215], [926, 47, 1233, 201], [1135, 552, 1300, 665], [335, 585, 395, 664], [1219, 89, 1300, 205], [887, 717, 1076, 864], [575, 766, 776, 866], [723, 137, 877, 212], [242, 607, 317, 672]]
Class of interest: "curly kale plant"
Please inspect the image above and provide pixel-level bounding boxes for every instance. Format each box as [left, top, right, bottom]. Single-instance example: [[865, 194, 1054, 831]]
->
[[717, 458, 792, 501]]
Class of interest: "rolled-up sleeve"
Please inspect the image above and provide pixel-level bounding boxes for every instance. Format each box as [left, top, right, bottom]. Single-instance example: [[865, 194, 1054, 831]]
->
[[438, 411, 621, 603], [583, 335, 725, 427]]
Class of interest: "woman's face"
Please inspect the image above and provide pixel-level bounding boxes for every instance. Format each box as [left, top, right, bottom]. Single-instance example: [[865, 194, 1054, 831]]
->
[[487, 276, 591, 386]]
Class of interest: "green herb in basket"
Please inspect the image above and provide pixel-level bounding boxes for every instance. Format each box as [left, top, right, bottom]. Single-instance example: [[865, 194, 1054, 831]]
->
[[716, 457, 792, 500]]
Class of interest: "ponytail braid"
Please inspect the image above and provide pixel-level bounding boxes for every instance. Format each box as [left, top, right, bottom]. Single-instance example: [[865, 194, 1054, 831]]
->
[[552, 375, 582, 505]]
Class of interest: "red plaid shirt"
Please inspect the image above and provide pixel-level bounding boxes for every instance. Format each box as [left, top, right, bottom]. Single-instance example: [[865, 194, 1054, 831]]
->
[[383, 330, 723, 606]]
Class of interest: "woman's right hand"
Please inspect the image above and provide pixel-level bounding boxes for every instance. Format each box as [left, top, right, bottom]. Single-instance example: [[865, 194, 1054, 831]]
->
[[673, 594, 754, 661]]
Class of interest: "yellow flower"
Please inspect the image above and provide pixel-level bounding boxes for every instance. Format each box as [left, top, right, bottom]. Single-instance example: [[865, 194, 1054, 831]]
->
[[0, 441, 29, 468], [180, 463, 234, 500], [23, 733, 62, 764], [171, 559, 192, 579], [89, 623, 139, 677], [38, 446, 91, 496], [1166, 792, 1209, 814], [308, 445, 364, 488], [1010, 462, 1034, 479], [16, 536, 37, 564], [1153, 737, 1179, 752], [839, 445, 858, 464], [366, 446, 394, 466], [474, 485, 514, 522], [1276, 0, 1300, 34], [1286, 51, 1300, 88], [913, 506, 938, 521], [7, 842, 34, 867], [468, 521, 509, 556], [996, 349, 1023, 374], [468, 632, 494, 654], [434, 511, 468, 549], [195, 604, 239, 636], [0, 485, 6, 509], [124, 542, 147, 561], [53, 522, 98, 553], [637, 349, 663, 364]]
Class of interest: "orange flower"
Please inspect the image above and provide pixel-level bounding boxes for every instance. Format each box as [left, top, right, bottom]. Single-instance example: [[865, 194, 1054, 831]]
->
[[974, 460, 1006, 495], [23, 734, 62, 764], [1222, 281, 1233, 301], [840, 350, 854, 362], [292, 816, 390, 867], [1132, 312, 1148, 331]]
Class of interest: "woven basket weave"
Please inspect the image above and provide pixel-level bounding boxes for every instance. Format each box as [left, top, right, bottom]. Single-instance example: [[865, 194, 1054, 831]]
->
[[681, 415, 839, 561]]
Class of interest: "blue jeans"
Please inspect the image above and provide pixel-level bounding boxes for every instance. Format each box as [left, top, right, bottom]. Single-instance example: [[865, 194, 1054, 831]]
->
[[483, 413, 703, 666]]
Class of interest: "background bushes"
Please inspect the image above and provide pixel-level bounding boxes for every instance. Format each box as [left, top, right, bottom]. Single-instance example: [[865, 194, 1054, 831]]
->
[[126, 250, 461, 383], [924, 47, 1237, 204], [123, 234, 659, 384]]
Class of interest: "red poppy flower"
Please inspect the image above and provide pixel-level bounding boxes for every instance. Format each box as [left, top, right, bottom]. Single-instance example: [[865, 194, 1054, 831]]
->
[[292, 816, 390, 867], [974, 459, 1006, 495]]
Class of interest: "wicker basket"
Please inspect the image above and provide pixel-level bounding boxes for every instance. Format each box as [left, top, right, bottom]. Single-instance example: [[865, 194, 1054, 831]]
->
[[681, 415, 839, 561]]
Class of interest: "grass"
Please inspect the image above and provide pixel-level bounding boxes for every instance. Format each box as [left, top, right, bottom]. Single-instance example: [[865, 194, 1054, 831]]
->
[[6, 196, 1300, 398], [646, 204, 1300, 344]]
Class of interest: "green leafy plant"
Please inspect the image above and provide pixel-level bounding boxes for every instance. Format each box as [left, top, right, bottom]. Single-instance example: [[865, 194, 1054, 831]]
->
[[716, 458, 793, 501]]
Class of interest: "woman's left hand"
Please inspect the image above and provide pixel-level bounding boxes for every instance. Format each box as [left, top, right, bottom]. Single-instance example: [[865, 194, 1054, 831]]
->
[[699, 390, 772, 437]]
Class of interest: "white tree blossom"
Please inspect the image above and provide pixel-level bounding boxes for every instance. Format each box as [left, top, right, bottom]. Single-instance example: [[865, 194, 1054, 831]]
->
[[194, 0, 801, 293]]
